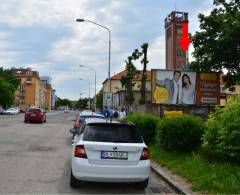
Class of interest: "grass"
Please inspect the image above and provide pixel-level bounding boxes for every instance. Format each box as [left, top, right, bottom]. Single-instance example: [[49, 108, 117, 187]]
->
[[150, 144, 240, 194]]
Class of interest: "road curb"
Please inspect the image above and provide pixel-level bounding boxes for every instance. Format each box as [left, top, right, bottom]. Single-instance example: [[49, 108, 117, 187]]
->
[[151, 160, 190, 194]]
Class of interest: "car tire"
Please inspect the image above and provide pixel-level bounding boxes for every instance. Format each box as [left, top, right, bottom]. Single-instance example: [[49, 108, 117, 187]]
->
[[24, 120, 27, 123], [135, 179, 149, 189], [70, 170, 81, 188]]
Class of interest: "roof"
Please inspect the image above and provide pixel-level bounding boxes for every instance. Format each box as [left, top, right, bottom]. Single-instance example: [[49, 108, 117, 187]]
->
[[103, 70, 151, 84], [79, 111, 104, 118], [11, 68, 39, 77], [84, 118, 134, 126]]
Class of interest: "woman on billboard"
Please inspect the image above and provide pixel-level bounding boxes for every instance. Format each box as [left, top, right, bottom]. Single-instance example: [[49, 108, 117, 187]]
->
[[181, 74, 195, 104]]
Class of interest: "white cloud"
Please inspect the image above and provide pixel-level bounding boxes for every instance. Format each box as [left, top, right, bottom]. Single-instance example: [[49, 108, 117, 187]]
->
[[0, 32, 19, 65], [0, 0, 89, 28], [188, 7, 212, 61], [0, 0, 215, 100], [148, 36, 165, 69]]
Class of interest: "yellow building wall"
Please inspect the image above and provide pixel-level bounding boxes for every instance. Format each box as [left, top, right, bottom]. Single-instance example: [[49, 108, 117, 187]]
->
[[45, 86, 52, 110], [15, 76, 41, 110], [103, 80, 151, 93], [220, 83, 240, 106]]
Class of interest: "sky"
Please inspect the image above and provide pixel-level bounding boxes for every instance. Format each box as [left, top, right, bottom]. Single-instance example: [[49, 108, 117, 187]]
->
[[0, 0, 214, 100]]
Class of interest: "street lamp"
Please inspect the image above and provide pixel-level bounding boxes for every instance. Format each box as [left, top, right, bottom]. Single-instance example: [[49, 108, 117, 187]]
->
[[79, 78, 91, 109], [79, 65, 96, 111], [76, 18, 112, 106]]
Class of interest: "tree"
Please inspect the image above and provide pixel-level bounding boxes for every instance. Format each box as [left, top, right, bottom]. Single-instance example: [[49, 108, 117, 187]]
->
[[0, 77, 16, 108], [129, 43, 149, 104], [75, 98, 88, 109], [0, 67, 20, 88], [0, 67, 20, 108], [56, 97, 72, 108], [139, 43, 149, 104], [120, 56, 138, 106], [190, 0, 240, 90], [96, 88, 103, 108]]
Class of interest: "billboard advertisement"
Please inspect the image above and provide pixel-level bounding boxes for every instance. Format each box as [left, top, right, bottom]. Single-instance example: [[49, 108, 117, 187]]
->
[[151, 70, 219, 105], [103, 92, 112, 107], [195, 73, 220, 105]]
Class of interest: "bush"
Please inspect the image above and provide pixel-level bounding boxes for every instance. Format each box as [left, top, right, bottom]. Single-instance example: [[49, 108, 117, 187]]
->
[[158, 115, 204, 152], [125, 113, 161, 145], [203, 97, 240, 162]]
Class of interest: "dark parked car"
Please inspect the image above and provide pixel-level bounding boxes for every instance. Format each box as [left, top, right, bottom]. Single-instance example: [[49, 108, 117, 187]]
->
[[24, 108, 46, 123], [70, 111, 105, 140]]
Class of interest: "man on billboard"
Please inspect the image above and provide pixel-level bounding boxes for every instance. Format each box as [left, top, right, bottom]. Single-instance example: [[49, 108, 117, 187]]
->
[[156, 71, 182, 104]]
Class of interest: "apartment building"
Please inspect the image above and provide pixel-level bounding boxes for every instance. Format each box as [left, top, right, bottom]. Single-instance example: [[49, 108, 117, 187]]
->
[[12, 68, 53, 110]]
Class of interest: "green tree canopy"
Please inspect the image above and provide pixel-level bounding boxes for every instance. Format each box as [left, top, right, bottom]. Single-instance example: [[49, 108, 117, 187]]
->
[[75, 98, 89, 109], [190, 0, 240, 90], [56, 97, 72, 108], [0, 67, 20, 88], [0, 77, 16, 108], [120, 56, 138, 105]]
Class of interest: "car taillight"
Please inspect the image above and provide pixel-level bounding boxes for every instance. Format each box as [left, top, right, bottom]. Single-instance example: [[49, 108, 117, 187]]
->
[[140, 147, 150, 160], [74, 145, 87, 158]]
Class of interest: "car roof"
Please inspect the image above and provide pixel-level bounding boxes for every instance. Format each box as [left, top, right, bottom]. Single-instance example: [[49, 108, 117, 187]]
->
[[84, 118, 134, 126], [79, 111, 104, 118]]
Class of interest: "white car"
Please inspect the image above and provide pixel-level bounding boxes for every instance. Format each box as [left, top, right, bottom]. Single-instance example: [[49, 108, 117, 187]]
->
[[64, 108, 70, 113], [70, 118, 150, 189], [5, 108, 19, 115]]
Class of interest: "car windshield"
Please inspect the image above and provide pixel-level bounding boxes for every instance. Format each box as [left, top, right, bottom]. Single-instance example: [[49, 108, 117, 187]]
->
[[83, 124, 143, 143], [28, 109, 41, 113]]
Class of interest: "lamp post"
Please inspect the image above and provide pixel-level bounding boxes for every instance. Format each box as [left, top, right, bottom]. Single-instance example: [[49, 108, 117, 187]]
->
[[79, 79, 91, 109], [76, 18, 111, 106], [79, 65, 96, 111]]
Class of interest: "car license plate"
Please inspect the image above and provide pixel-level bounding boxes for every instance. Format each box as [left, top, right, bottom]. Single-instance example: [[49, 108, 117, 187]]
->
[[101, 151, 128, 160], [31, 114, 36, 116]]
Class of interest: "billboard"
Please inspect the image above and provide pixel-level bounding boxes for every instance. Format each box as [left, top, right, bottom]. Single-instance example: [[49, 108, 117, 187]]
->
[[151, 70, 220, 105], [195, 73, 220, 105], [103, 92, 112, 107]]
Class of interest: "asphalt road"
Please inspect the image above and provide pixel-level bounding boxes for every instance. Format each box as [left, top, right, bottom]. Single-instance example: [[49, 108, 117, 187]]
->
[[0, 111, 173, 194]]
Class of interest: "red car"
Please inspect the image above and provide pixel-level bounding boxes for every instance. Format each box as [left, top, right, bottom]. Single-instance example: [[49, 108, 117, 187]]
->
[[24, 108, 46, 123]]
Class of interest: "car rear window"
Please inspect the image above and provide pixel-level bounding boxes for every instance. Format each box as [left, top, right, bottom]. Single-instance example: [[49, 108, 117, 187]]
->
[[28, 109, 41, 113], [83, 124, 143, 143]]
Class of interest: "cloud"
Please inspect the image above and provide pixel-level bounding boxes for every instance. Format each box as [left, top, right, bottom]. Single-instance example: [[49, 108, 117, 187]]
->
[[0, 0, 90, 28], [0, 32, 19, 65], [0, 0, 215, 100], [148, 36, 165, 69], [188, 5, 213, 61]]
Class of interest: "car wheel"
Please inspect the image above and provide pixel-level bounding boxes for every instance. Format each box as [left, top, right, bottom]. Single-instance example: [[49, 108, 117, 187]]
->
[[70, 170, 81, 188], [135, 179, 149, 189], [24, 120, 27, 123]]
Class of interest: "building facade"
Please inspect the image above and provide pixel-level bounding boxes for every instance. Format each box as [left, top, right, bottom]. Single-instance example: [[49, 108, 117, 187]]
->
[[12, 68, 53, 110], [165, 11, 189, 70], [102, 70, 152, 108], [220, 74, 240, 105]]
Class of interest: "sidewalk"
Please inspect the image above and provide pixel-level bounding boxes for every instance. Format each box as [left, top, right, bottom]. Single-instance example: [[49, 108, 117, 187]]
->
[[151, 160, 194, 194]]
